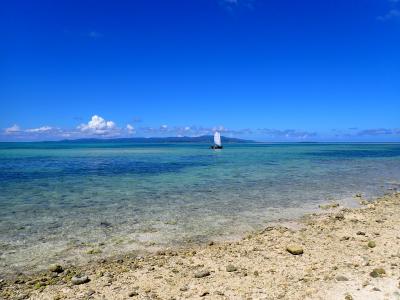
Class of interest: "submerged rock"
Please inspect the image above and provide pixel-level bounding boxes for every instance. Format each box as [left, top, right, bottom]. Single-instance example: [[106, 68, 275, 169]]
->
[[319, 203, 339, 210], [286, 245, 304, 255], [164, 220, 177, 225], [86, 248, 102, 255], [100, 221, 112, 228], [71, 275, 90, 285]]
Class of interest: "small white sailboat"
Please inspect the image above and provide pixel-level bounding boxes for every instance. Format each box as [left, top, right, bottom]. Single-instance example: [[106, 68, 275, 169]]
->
[[210, 131, 223, 149]]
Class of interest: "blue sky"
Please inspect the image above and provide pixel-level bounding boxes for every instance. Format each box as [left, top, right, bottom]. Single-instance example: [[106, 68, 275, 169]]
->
[[1, 0, 399, 141]]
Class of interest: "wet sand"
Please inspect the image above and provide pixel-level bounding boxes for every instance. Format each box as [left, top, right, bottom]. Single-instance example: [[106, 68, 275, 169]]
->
[[1, 191, 400, 300]]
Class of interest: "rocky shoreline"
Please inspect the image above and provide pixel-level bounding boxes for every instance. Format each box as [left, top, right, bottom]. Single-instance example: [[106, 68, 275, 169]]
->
[[1, 191, 400, 299]]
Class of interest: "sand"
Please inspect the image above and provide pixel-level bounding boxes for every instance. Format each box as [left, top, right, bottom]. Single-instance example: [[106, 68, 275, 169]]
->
[[1, 191, 400, 300]]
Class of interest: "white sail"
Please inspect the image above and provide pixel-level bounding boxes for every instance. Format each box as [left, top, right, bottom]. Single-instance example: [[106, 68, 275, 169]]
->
[[214, 131, 222, 146]]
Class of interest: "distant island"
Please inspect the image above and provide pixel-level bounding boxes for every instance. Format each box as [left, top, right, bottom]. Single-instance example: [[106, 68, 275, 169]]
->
[[59, 135, 254, 144]]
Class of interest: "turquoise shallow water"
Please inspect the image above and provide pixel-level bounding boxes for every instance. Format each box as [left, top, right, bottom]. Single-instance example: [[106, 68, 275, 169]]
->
[[1, 142, 400, 276]]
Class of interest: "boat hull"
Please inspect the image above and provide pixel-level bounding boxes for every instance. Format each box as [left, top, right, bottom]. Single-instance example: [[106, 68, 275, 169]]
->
[[210, 145, 223, 149]]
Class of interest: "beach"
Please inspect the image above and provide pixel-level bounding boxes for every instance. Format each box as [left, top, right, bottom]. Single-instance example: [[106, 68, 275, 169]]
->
[[1, 191, 400, 299]]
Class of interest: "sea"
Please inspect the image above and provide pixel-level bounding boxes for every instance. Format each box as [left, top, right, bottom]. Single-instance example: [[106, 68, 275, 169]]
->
[[1, 142, 400, 276]]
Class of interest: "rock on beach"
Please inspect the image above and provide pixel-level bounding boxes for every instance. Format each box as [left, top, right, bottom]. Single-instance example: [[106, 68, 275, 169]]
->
[[71, 275, 90, 285], [48, 264, 63, 273], [226, 264, 237, 272], [194, 270, 211, 278], [286, 245, 304, 255]]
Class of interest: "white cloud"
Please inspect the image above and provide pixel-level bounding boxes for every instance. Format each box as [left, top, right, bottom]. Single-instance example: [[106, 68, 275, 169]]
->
[[78, 115, 118, 135], [257, 128, 317, 139], [219, 0, 255, 11], [212, 125, 226, 132], [4, 124, 20, 134], [126, 124, 135, 134], [159, 124, 169, 132], [378, 9, 400, 21], [26, 126, 53, 133], [88, 31, 103, 38]]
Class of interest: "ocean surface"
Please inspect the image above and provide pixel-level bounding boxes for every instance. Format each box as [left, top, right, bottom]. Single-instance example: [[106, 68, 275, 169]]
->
[[1, 142, 400, 276]]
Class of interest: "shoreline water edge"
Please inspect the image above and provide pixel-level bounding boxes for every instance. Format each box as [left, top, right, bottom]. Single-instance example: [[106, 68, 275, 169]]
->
[[1, 189, 400, 299]]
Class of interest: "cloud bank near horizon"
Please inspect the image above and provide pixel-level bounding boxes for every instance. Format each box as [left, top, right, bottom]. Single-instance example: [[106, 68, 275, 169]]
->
[[1, 114, 400, 142]]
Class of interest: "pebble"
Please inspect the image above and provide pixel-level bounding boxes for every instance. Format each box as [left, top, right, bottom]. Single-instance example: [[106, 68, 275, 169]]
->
[[335, 213, 345, 220], [369, 268, 385, 278], [368, 241, 376, 248], [14, 278, 25, 284], [49, 264, 63, 273], [336, 275, 349, 281], [286, 245, 304, 255], [71, 275, 90, 285], [200, 291, 209, 297], [194, 270, 211, 278], [226, 264, 237, 272], [128, 291, 139, 297], [16, 294, 30, 300]]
